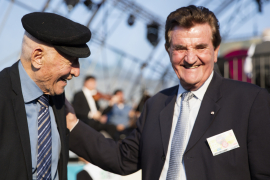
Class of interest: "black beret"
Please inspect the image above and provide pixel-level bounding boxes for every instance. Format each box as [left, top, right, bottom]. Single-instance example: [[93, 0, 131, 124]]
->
[[22, 12, 91, 58]]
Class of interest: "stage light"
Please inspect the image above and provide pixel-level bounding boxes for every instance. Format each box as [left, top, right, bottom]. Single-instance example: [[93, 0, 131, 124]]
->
[[64, 0, 80, 11], [147, 22, 159, 46], [127, 14, 135, 26], [84, 0, 93, 10]]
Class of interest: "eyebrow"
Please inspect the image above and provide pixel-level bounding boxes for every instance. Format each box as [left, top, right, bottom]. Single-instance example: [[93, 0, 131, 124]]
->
[[173, 45, 187, 50], [172, 43, 209, 50], [195, 43, 208, 49]]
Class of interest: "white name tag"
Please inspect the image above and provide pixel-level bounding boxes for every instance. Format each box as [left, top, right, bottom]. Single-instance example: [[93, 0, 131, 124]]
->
[[207, 129, 240, 156]]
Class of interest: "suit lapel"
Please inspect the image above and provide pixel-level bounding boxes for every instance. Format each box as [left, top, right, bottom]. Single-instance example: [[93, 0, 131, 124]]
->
[[10, 61, 32, 180], [51, 94, 66, 180], [159, 86, 178, 155], [51, 95, 65, 137], [185, 72, 223, 153]]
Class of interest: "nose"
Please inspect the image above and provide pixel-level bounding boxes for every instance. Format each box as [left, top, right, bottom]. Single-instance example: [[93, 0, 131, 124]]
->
[[184, 49, 197, 65], [71, 59, 80, 77]]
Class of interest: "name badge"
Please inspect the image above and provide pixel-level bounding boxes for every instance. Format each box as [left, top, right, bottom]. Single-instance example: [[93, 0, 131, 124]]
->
[[207, 129, 240, 156]]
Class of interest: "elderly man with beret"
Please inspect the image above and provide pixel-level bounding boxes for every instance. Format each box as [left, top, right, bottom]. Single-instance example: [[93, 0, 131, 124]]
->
[[0, 12, 91, 180], [66, 5, 270, 180]]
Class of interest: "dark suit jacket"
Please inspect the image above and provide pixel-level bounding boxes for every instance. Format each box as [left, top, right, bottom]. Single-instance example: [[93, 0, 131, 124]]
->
[[0, 61, 69, 180], [69, 72, 270, 180], [76, 170, 93, 180], [72, 90, 100, 120]]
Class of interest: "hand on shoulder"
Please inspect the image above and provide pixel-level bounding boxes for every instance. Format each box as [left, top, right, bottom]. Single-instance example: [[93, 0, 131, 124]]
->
[[65, 98, 79, 130]]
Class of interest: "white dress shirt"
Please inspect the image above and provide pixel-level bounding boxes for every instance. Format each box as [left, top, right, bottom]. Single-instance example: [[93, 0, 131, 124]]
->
[[82, 87, 98, 119], [159, 71, 214, 180]]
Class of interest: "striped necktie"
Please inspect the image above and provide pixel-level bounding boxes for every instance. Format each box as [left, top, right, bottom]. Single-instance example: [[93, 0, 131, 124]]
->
[[37, 95, 52, 180], [166, 91, 193, 180]]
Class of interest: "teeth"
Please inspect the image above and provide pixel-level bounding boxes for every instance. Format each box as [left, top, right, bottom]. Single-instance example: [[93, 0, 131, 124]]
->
[[186, 65, 199, 69]]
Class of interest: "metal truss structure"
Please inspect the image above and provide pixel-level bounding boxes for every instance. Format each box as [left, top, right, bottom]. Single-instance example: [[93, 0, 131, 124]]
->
[[0, 0, 269, 104]]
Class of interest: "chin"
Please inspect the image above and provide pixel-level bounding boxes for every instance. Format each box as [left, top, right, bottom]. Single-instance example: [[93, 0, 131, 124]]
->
[[180, 78, 201, 90], [53, 88, 65, 96], [56, 91, 64, 95], [182, 77, 200, 84]]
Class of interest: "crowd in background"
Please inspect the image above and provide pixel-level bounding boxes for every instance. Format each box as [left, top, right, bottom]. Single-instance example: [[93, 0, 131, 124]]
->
[[72, 75, 147, 141], [72, 75, 148, 180]]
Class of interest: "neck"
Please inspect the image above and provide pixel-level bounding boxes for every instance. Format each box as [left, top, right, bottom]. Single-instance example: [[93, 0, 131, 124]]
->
[[20, 59, 34, 80]]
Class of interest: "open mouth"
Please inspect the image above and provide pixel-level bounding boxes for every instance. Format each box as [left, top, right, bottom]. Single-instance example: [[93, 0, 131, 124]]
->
[[59, 77, 67, 82], [183, 65, 200, 69]]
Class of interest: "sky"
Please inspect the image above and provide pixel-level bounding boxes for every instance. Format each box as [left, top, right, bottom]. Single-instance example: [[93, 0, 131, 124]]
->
[[0, 0, 270, 103]]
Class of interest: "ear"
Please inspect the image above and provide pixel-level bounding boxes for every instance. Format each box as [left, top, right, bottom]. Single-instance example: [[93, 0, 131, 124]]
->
[[31, 46, 44, 69], [214, 45, 220, 63]]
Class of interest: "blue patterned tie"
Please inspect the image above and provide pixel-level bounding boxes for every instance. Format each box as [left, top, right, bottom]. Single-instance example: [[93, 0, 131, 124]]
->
[[37, 95, 52, 180], [166, 92, 193, 180]]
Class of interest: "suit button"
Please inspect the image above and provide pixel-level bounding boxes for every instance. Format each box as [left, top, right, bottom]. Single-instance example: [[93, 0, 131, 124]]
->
[[161, 155, 166, 161]]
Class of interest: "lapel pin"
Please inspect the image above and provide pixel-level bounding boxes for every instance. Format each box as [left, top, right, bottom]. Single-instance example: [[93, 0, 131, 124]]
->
[[211, 111, 214, 115]]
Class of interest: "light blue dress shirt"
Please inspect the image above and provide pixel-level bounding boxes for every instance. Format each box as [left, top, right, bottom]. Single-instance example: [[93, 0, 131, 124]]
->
[[18, 61, 61, 180]]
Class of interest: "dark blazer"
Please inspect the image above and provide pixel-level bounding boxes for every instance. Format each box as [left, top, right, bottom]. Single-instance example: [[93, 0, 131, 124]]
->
[[69, 72, 270, 180], [0, 61, 69, 180], [76, 170, 93, 180], [72, 90, 100, 120]]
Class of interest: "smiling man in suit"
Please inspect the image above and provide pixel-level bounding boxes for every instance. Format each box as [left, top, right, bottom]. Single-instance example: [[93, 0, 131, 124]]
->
[[66, 5, 270, 180], [0, 12, 91, 180]]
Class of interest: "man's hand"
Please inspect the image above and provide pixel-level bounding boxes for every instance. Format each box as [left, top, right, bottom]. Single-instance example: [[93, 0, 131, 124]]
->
[[65, 98, 79, 130], [87, 110, 101, 120], [116, 124, 125, 132], [99, 115, 107, 124], [92, 111, 102, 120], [109, 95, 120, 106]]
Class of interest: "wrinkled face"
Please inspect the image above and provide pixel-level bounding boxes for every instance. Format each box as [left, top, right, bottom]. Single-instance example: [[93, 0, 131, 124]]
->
[[167, 23, 219, 91], [38, 49, 80, 95]]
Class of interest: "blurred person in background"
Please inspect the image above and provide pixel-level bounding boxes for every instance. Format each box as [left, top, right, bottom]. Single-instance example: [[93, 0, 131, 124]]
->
[[73, 75, 118, 139], [73, 76, 102, 122], [103, 89, 136, 139], [67, 5, 270, 180]]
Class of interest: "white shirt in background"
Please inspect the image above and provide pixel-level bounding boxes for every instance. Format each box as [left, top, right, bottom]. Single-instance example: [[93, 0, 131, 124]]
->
[[82, 87, 98, 119]]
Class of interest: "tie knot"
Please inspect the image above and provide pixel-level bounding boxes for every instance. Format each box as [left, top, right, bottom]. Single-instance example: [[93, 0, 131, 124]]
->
[[182, 91, 193, 102], [38, 94, 50, 107]]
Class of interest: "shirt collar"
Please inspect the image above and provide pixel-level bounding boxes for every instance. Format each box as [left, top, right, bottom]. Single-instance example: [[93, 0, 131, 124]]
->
[[177, 71, 214, 101], [18, 61, 43, 103], [82, 87, 97, 96]]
